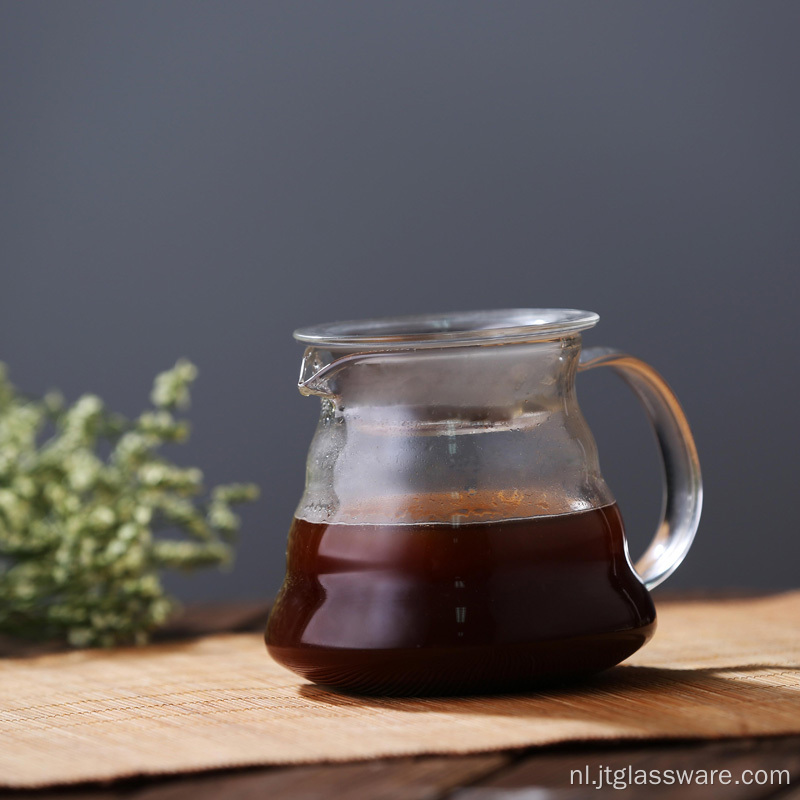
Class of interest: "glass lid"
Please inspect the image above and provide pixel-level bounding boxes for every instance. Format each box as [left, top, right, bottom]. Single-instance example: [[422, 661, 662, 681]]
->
[[294, 308, 599, 350]]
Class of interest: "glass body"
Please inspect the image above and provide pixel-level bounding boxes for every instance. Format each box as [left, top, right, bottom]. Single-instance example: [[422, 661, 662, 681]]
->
[[266, 310, 702, 695]]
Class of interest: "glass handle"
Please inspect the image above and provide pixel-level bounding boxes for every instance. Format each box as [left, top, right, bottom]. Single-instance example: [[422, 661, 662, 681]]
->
[[578, 347, 703, 590]]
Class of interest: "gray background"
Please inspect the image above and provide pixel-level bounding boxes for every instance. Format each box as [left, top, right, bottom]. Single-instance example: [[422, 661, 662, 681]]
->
[[1, 1, 798, 601]]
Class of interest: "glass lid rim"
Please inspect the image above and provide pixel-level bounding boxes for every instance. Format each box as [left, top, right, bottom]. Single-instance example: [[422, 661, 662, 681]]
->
[[293, 308, 599, 349]]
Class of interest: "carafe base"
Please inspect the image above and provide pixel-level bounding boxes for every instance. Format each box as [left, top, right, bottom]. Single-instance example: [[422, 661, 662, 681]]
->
[[266, 623, 655, 696]]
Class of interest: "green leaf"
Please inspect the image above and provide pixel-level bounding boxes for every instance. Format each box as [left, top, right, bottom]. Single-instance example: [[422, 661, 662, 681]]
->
[[0, 361, 259, 647]]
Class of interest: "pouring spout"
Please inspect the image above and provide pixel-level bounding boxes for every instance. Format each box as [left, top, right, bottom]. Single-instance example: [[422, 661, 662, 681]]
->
[[298, 347, 378, 398], [298, 347, 335, 397]]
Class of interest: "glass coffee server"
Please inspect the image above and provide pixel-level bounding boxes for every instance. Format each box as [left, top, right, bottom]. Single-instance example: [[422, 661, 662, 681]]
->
[[266, 310, 702, 695]]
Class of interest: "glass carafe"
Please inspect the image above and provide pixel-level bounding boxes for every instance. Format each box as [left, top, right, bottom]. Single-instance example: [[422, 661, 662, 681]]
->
[[265, 310, 702, 695]]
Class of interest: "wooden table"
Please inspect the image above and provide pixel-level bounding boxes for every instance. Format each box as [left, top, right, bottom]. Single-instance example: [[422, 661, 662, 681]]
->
[[4, 602, 800, 800]]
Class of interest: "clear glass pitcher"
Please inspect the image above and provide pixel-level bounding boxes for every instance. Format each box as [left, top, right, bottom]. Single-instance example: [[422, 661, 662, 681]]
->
[[265, 309, 702, 695]]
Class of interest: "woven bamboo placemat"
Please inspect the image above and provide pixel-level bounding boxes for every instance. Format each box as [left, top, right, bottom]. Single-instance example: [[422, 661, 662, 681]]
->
[[2, 593, 800, 789]]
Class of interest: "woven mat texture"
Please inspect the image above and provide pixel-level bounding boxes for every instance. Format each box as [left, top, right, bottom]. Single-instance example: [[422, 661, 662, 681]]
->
[[3, 593, 800, 788]]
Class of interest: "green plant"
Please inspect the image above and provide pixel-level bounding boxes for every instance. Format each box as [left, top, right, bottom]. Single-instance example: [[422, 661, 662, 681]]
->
[[0, 360, 259, 647]]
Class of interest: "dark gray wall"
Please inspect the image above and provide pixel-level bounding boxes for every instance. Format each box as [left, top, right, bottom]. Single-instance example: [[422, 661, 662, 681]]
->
[[1, 2, 798, 601]]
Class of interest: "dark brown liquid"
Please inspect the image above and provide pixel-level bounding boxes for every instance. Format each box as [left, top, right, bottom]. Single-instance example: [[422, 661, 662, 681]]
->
[[265, 504, 655, 695]]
